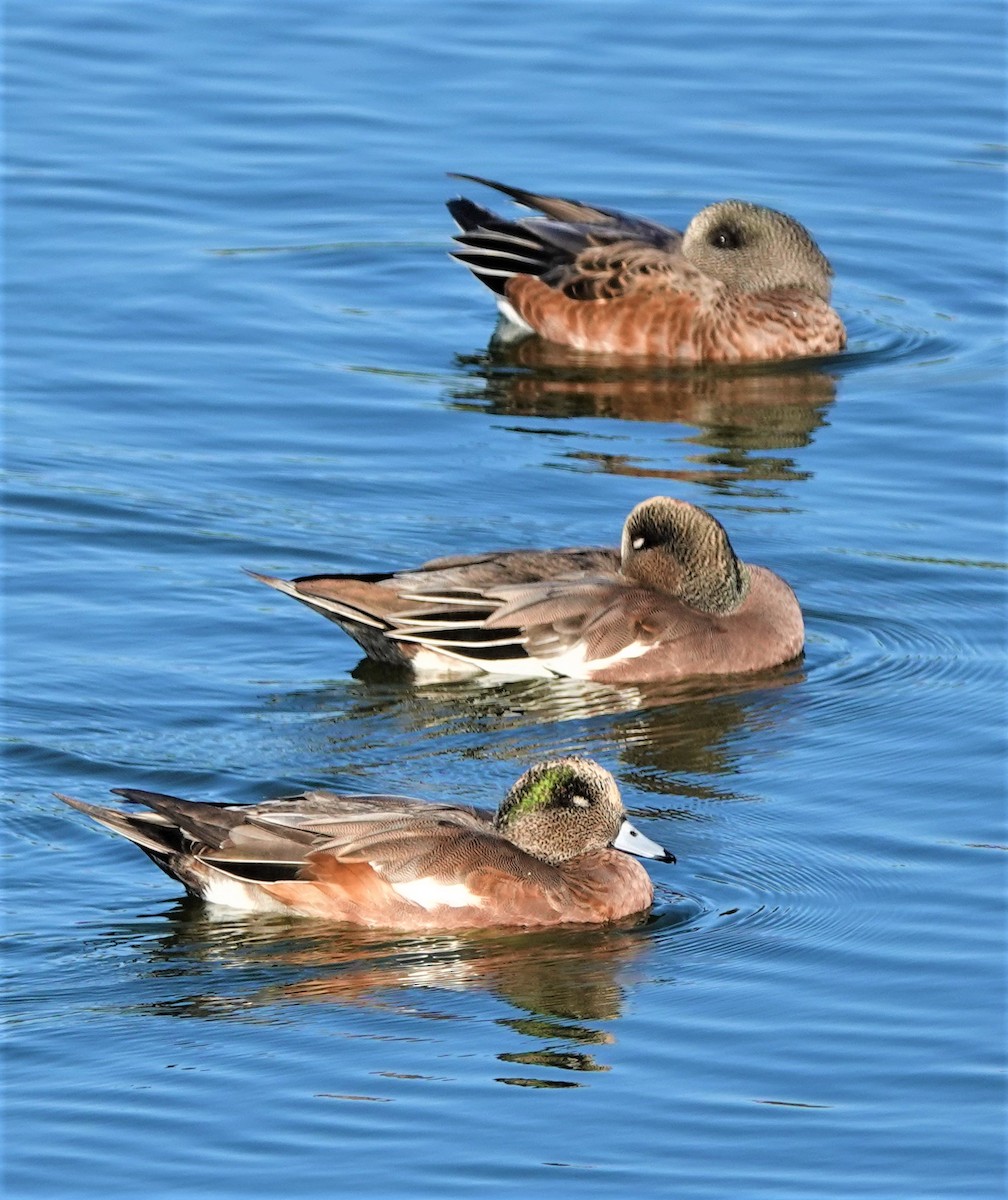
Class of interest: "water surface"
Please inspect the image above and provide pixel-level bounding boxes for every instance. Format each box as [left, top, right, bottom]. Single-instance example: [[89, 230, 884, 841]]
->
[[5, 1, 1005, 1197]]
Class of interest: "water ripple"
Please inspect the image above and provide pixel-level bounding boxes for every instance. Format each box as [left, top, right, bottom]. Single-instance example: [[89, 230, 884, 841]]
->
[[807, 609, 992, 694], [649, 846, 886, 959], [835, 307, 959, 371]]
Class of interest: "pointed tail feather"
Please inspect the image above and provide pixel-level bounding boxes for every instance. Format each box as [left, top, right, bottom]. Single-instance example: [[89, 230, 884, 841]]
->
[[55, 793, 179, 856], [245, 569, 390, 630]]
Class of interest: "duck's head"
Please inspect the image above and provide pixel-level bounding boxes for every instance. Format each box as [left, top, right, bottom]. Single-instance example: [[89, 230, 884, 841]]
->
[[620, 496, 751, 613], [683, 199, 834, 303], [496, 757, 673, 866]]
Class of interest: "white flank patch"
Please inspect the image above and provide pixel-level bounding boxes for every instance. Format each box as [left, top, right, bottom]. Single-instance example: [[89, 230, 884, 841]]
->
[[392, 877, 482, 911], [411, 640, 654, 680], [409, 646, 485, 677], [201, 870, 291, 915], [542, 639, 652, 680], [495, 297, 535, 333], [409, 644, 557, 679]]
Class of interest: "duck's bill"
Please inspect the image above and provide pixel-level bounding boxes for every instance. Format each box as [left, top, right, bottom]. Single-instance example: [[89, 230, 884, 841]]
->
[[612, 819, 675, 863]]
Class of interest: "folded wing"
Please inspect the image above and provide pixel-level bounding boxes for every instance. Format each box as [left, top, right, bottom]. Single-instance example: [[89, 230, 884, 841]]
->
[[447, 173, 689, 302]]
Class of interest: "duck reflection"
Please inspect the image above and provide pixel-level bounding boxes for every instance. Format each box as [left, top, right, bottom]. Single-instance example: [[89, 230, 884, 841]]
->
[[449, 339, 838, 490], [121, 905, 694, 1088], [283, 658, 803, 803]]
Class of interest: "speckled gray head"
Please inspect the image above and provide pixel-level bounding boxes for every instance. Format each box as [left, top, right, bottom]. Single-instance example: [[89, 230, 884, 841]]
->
[[620, 496, 751, 614], [496, 756, 674, 866], [683, 199, 835, 302]]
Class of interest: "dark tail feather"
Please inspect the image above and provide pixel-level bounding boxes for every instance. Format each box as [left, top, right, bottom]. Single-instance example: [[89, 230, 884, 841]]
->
[[448, 216, 555, 296], [446, 196, 500, 232]]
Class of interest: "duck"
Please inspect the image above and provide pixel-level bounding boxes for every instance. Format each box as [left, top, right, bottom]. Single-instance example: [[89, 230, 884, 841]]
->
[[447, 173, 846, 363], [57, 758, 674, 929], [249, 495, 804, 682]]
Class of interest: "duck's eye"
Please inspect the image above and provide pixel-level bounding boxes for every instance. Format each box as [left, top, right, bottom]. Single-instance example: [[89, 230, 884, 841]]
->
[[708, 225, 744, 251], [571, 795, 591, 809], [631, 535, 646, 551]]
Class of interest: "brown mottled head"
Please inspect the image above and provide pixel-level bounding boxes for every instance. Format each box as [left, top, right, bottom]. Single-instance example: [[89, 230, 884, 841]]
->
[[682, 200, 835, 302], [620, 496, 751, 614], [495, 758, 629, 865]]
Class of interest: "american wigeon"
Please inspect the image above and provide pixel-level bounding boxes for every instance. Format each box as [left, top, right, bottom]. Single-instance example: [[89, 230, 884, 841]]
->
[[448, 173, 846, 363], [250, 496, 804, 682], [58, 758, 674, 929]]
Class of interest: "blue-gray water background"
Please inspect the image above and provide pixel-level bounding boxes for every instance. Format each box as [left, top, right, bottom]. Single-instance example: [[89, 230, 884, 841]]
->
[[5, 2, 1006, 1197]]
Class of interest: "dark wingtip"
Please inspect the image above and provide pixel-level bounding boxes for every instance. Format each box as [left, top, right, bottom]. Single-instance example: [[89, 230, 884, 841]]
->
[[109, 787, 185, 805], [445, 173, 542, 210], [447, 171, 505, 189]]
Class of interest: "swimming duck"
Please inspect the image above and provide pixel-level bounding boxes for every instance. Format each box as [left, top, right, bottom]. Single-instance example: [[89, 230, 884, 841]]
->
[[448, 173, 845, 363], [250, 496, 804, 682], [58, 758, 673, 929]]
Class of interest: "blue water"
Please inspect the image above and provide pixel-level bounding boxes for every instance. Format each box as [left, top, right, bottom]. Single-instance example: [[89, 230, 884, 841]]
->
[[5, 1, 1005, 1197]]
